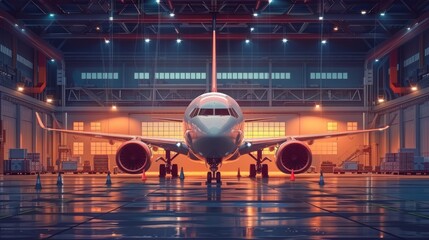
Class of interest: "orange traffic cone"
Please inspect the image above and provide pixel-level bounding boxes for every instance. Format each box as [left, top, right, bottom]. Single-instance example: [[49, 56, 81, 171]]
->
[[237, 168, 241, 178], [290, 169, 295, 181], [141, 170, 147, 181]]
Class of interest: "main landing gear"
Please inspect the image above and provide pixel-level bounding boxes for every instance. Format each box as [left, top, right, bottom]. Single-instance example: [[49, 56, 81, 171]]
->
[[156, 150, 179, 178], [248, 150, 271, 178], [206, 158, 222, 185]]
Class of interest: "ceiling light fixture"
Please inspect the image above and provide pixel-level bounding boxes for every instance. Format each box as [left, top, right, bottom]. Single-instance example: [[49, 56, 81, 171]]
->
[[361, 10, 367, 15], [282, 38, 288, 43]]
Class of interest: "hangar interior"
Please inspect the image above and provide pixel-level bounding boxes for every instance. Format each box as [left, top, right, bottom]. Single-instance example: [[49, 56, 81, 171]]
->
[[1, 0, 429, 175]]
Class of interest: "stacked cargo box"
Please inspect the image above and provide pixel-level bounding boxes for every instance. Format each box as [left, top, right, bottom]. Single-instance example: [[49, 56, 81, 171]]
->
[[6, 149, 29, 174], [94, 155, 109, 173], [61, 161, 78, 172], [27, 153, 42, 173], [83, 160, 91, 172], [380, 149, 427, 172], [320, 161, 336, 173]]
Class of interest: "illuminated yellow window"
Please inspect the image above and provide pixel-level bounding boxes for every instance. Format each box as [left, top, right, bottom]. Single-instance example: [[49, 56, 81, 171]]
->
[[90, 142, 121, 155], [73, 122, 84, 131], [327, 122, 338, 131], [347, 122, 358, 131], [73, 142, 84, 155], [142, 121, 182, 154], [90, 122, 101, 131], [244, 122, 285, 155], [310, 142, 337, 155]]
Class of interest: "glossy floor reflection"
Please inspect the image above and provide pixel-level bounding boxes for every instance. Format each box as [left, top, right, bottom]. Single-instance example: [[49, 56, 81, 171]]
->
[[1, 174, 429, 239]]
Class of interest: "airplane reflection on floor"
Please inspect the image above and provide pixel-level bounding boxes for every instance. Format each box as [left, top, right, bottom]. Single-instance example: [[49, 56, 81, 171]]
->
[[1, 174, 429, 238]]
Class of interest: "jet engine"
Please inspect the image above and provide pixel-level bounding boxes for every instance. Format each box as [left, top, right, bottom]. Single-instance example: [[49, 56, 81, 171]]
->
[[275, 140, 312, 174], [116, 140, 152, 174]]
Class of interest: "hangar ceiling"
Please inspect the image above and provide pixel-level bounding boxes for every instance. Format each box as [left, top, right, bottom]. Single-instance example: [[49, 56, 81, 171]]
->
[[1, 0, 429, 55]]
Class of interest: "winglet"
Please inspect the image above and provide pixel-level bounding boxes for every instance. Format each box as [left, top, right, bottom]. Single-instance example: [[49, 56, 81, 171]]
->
[[35, 112, 47, 129]]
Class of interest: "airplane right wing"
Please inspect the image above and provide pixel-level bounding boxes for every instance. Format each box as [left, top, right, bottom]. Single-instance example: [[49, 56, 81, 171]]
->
[[238, 125, 389, 155], [35, 112, 188, 155]]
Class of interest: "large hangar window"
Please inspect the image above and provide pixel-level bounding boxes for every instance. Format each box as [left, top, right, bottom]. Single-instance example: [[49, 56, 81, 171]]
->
[[90, 142, 121, 155], [81, 72, 119, 80], [311, 142, 337, 155], [73, 142, 84, 155], [245, 122, 285, 154], [141, 121, 182, 154], [73, 122, 84, 131], [310, 72, 348, 79]]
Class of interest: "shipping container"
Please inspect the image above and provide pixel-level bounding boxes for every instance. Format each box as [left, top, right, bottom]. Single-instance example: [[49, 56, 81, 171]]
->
[[61, 161, 78, 172], [9, 159, 30, 173], [9, 149, 27, 159], [343, 161, 358, 170]]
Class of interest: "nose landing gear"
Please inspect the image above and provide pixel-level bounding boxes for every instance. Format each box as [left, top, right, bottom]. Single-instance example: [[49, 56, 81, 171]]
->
[[206, 158, 222, 185], [249, 150, 272, 178], [156, 150, 179, 178]]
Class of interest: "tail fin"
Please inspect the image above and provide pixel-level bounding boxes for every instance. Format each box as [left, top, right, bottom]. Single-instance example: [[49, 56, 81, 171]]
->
[[211, 29, 217, 92]]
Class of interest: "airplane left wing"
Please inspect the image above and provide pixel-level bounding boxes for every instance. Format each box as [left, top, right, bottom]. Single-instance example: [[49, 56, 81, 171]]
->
[[35, 112, 188, 155], [238, 125, 389, 155]]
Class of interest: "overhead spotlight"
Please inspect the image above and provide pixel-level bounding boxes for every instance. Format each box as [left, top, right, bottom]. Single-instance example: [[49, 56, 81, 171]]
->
[[104, 38, 110, 44], [407, 27, 411, 31], [282, 38, 288, 43], [321, 39, 327, 44], [21, 28, 25, 32], [49, 13, 55, 17], [333, 26, 339, 31], [380, 12, 385, 16], [411, 84, 418, 91], [250, 27, 255, 32], [46, 95, 53, 103], [109, 16, 113, 21], [156, 0, 160, 3], [253, 13, 258, 17], [50, 59, 55, 62], [319, 16, 323, 20], [361, 10, 367, 15], [245, 39, 250, 44], [176, 38, 182, 43], [315, 103, 321, 110], [96, 26, 101, 31], [111, 104, 117, 111], [377, 96, 385, 103], [269, 0, 273, 3], [14, 23, 18, 27], [145, 38, 150, 43], [17, 83, 25, 92], [170, 12, 175, 17], [375, 59, 379, 62]]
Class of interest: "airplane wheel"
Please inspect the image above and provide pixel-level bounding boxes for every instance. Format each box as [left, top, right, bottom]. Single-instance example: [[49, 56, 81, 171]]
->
[[249, 164, 256, 178], [206, 172, 212, 184], [159, 164, 166, 178], [262, 164, 269, 178], [216, 172, 222, 184], [171, 164, 179, 178]]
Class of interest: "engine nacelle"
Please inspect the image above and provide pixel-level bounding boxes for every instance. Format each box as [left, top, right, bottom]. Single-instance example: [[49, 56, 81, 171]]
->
[[275, 140, 312, 174], [116, 140, 152, 174]]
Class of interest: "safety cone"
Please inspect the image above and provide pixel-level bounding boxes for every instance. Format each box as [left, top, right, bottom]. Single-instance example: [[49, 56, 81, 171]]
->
[[35, 173, 42, 190], [319, 171, 325, 186], [179, 167, 185, 180], [290, 169, 295, 181], [56, 172, 63, 186], [141, 170, 147, 181], [237, 168, 241, 178], [106, 171, 112, 185]]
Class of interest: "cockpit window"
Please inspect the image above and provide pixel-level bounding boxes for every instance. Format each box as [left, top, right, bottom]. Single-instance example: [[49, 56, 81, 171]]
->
[[199, 108, 214, 116], [189, 108, 199, 118], [214, 108, 230, 116], [229, 108, 239, 118]]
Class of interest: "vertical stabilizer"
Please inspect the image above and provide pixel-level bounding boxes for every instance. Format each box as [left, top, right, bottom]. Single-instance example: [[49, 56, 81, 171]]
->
[[211, 29, 217, 92]]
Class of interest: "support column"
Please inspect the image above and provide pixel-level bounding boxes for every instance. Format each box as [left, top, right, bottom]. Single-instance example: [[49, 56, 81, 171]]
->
[[399, 108, 404, 149], [268, 60, 272, 107], [16, 104, 20, 148], [416, 104, 421, 155]]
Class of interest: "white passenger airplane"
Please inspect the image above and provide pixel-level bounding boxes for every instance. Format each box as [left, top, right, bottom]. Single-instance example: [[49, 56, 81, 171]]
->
[[35, 28, 389, 184]]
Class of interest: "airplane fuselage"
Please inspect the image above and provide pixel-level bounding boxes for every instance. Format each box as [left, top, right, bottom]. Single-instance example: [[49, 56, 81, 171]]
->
[[183, 92, 244, 166]]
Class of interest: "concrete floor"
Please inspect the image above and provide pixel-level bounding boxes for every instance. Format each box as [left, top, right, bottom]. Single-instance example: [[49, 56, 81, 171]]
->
[[1, 173, 429, 239]]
